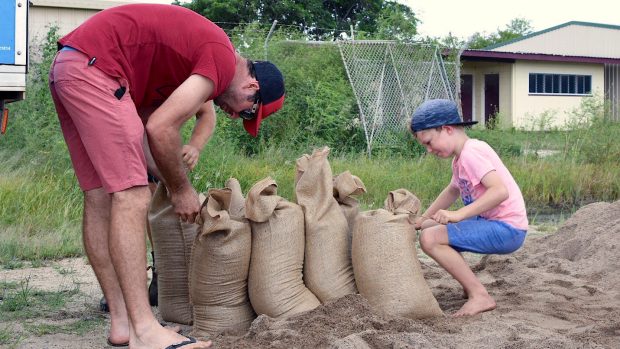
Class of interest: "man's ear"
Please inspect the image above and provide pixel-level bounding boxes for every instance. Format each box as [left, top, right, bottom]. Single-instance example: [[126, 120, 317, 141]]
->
[[245, 79, 260, 91]]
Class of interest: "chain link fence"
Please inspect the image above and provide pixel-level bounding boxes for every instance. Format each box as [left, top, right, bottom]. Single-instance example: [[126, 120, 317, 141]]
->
[[338, 40, 459, 154], [219, 23, 461, 154]]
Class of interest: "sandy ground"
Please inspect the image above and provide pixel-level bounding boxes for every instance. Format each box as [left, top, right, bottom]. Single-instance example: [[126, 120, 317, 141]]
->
[[1, 201, 619, 348]]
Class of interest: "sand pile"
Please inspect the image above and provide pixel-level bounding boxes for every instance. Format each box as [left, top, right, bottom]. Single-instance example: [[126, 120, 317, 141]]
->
[[527, 200, 620, 290], [211, 201, 620, 348]]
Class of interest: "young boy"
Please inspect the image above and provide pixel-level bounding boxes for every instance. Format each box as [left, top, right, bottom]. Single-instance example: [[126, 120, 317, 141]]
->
[[410, 99, 528, 317]]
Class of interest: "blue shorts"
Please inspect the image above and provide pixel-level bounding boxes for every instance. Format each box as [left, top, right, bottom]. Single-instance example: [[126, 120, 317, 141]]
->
[[447, 217, 526, 254]]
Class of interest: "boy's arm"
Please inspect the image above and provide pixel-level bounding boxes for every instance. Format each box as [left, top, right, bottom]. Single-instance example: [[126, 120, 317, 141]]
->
[[415, 184, 460, 229], [433, 170, 508, 224], [182, 100, 216, 170]]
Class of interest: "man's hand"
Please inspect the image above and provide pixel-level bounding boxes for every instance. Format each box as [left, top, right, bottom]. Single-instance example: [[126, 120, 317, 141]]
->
[[182, 144, 200, 171], [432, 209, 464, 225], [169, 185, 201, 223]]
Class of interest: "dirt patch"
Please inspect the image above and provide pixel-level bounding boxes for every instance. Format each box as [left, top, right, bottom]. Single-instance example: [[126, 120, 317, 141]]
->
[[2, 201, 619, 348]]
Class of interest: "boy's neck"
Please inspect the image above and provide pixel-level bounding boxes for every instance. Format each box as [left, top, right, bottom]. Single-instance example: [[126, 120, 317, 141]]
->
[[451, 131, 470, 157]]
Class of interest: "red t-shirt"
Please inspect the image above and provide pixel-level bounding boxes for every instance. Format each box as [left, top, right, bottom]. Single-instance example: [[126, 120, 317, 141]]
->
[[58, 4, 236, 109]]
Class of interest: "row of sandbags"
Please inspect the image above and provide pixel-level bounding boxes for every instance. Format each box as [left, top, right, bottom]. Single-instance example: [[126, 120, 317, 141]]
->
[[148, 147, 442, 338]]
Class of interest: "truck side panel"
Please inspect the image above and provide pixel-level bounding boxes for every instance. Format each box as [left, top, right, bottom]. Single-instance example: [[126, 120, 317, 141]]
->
[[0, 1, 17, 65]]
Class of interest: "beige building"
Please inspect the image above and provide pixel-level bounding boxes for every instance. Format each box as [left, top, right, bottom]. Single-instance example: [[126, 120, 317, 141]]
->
[[29, 0, 171, 45], [460, 22, 620, 129]]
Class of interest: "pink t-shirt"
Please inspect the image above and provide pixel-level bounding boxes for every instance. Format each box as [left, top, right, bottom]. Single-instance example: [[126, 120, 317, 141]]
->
[[450, 139, 528, 230]]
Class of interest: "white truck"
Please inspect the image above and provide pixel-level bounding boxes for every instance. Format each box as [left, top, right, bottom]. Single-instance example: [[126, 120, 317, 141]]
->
[[0, 0, 28, 135]]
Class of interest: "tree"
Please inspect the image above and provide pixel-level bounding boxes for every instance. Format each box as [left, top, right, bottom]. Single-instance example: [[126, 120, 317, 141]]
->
[[179, 0, 259, 29], [496, 18, 533, 43], [374, 1, 419, 41], [467, 17, 533, 49], [180, 0, 418, 40]]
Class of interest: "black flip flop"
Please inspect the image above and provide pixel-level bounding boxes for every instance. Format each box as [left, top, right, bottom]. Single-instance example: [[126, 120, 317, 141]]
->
[[165, 336, 197, 349], [100, 296, 109, 312]]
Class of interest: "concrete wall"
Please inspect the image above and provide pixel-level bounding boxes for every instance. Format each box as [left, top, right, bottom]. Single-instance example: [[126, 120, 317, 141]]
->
[[512, 61, 604, 129], [461, 62, 513, 127], [29, 6, 99, 45], [462, 60, 604, 129], [29, 1, 172, 52]]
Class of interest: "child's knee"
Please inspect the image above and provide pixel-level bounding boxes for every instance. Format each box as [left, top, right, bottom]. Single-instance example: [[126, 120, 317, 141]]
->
[[419, 225, 450, 253], [419, 229, 435, 252]]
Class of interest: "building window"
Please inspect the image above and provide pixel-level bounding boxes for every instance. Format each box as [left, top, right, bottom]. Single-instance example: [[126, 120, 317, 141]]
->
[[529, 73, 592, 95]]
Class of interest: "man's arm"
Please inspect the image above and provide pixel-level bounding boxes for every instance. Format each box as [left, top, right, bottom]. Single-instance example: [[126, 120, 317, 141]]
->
[[145, 74, 214, 222], [182, 100, 216, 170]]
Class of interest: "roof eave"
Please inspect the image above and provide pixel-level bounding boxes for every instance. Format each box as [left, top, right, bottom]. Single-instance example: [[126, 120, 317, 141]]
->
[[30, 0, 134, 11], [482, 21, 620, 50], [461, 50, 620, 65]]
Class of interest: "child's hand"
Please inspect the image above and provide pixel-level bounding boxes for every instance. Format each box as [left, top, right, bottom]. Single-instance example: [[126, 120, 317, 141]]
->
[[432, 209, 464, 225], [414, 215, 438, 229], [414, 216, 426, 230]]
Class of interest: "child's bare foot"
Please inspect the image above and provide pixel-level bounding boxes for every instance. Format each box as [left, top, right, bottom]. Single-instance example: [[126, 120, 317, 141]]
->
[[452, 294, 496, 317]]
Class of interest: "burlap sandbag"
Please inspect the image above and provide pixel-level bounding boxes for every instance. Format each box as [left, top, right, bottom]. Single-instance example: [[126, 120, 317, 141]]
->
[[189, 178, 255, 337], [296, 147, 357, 302], [333, 171, 367, 254], [245, 177, 320, 318], [149, 183, 203, 324], [352, 189, 443, 319]]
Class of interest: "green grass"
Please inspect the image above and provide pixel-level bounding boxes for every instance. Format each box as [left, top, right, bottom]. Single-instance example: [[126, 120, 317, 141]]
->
[[24, 316, 105, 337], [0, 280, 19, 290], [1, 140, 619, 264], [0, 152, 83, 263], [0, 275, 104, 347], [1, 316, 104, 347], [53, 265, 76, 275], [0, 325, 20, 347], [2, 260, 25, 270], [0, 276, 80, 320]]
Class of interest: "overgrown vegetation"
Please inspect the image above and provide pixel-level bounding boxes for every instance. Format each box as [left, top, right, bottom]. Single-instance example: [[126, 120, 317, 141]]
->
[[0, 26, 619, 264]]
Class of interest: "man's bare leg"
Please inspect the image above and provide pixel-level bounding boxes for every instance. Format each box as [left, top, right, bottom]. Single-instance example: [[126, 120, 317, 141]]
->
[[83, 188, 129, 345], [109, 186, 211, 348], [419, 225, 496, 317]]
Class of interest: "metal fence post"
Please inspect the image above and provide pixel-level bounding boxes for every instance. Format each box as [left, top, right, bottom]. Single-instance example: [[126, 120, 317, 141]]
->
[[264, 20, 278, 60]]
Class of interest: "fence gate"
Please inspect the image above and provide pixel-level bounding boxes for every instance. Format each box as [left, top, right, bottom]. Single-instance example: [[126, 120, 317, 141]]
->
[[338, 40, 457, 155]]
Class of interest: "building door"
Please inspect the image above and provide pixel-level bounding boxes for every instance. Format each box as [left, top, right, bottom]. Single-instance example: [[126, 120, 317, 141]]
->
[[484, 74, 499, 126], [460, 74, 473, 122]]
